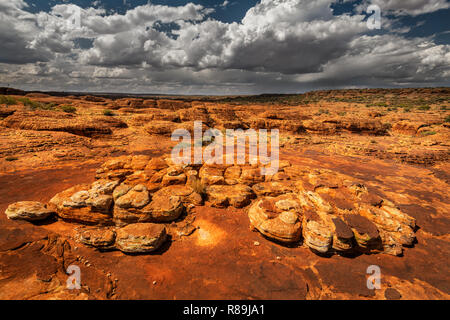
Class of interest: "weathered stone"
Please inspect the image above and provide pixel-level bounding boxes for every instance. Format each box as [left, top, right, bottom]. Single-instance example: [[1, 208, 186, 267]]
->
[[206, 184, 254, 208], [5, 201, 54, 221], [142, 192, 184, 222], [115, 185, 150, 209], [248, 195, 302, 243], [199, 166, 225, 185], [115, 223, 167, 253], [252, 181, 295, 197], [161, 173, 187, 187], [75, 228, 116, 249], [49, 184, 113, 225], [303, 219, 333, 254], [344, 214, 381, 250]]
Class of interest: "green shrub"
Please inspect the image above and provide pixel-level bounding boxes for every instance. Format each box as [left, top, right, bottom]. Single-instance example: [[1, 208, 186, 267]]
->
[[17, 97, 56, 111], [0, 95, 17, 106], [60, 105, 77, 113], [103, 109, 115, 116], [418, 105, 431, 111], [421, 131, 437, 136], [316, 109, 330, 115], [5, 156, 18, 162], [444, 115, 450, 123]]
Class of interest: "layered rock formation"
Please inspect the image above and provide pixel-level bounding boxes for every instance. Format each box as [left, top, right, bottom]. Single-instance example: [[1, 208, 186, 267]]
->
[[4, 153, 417, 257]]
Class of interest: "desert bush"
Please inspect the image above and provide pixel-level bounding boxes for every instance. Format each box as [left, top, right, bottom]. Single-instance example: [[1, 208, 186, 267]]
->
[[5, 156, 18, 161], [418, 105, 431, 111], [60, 105, 77, 113], [17, 97, 56, 111], [421, 131, 437, 136], [103, 109, 115, 116], [190, 177, 206, 196], [0, 95, 17, 106], [316, 109, 330, 116], [444, 115, 450, 123]]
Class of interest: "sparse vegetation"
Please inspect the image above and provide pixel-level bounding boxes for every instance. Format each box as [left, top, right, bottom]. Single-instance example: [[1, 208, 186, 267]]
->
[[421, 131, 437, 136], [418, 105, 431, 111], [17, 97, 56, 111], [60, 105, 77, 113], [103, 109, 115, 116], [445, 115, 450, 123], [5, 156, 18, 161], [338, 111, 347, 116], [190, 177, 206, 196], [0, 95, 17, 106], [316, 109, 330, 116]]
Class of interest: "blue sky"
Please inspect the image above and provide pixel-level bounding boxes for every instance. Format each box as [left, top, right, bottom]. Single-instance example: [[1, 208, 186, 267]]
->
[[1, 0, 449, 94]]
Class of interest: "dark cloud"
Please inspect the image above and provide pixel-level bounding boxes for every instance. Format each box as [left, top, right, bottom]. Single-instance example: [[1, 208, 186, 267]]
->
[[0, 0, 448, 94]]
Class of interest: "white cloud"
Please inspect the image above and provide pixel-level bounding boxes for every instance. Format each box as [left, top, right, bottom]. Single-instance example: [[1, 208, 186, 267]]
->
[[358, 0, 450, 16], [0, 0, 448, 94]]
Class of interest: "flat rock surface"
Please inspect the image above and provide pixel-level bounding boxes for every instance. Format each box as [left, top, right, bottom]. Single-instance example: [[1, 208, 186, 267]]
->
[[0, 90, 449, 299]]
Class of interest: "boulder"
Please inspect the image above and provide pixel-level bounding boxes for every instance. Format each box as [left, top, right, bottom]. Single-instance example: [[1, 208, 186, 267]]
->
[[248, 194, 302, 243], [5, 201, 54, 221], [75, 228, 116, 250], [142, 192, 185, 222], [49, 184, 113, 225], [206, 184, 254, 208], [115, 223, 167, 253]]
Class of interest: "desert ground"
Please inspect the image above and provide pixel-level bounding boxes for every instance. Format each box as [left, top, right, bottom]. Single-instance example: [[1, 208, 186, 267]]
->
[[0, 87, 449, 300]]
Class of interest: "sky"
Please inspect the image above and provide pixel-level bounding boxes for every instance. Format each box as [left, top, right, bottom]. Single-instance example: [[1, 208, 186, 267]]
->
[[0, 0, 449, 95]]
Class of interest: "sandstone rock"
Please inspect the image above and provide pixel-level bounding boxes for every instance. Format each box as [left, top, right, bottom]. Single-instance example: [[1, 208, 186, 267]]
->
[[144, 121, 174, 135], [49, 185, 113, 225], [199, 166, 225, 185], [5, 201, 54, 221], [206, 184, 254, 208], [239, 167, 265, 185], [90, 179, 120, 195], [248, 194, 302, 243], [142, 192, 184, 222], [115, 223, 167, 253], [161, 173, 187, 187], [75, 228, 116, 250], [344, 214, 381, 251], [392, 121, 428, 135], [153, 185, 203, 206], [115, 184, 150, 209], [331, 217, 354, 252], [145, 157, 169, 171], [252, 181, 295, 197], [224, 166, 242, 185], [302, 219, 333, 254]]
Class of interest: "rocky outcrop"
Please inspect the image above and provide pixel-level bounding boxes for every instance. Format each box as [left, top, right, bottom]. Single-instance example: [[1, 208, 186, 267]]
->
[[2, 111, 127, 137], [6, 154, 418, 257]]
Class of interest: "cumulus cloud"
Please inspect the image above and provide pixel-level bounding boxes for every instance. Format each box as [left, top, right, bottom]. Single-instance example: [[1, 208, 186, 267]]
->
[[0, 0, 448, 94]]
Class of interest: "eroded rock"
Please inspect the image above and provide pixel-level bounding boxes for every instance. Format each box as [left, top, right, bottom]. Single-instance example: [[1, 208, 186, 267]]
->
[[115, 223, 167, 253], [5, 201, 54, 221]]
